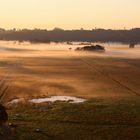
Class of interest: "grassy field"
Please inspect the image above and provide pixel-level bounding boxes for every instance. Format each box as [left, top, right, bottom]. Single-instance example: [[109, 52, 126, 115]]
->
[[7, 97, 140, 140], [0, 43, 140, 139], [0, 55, 140, 102]]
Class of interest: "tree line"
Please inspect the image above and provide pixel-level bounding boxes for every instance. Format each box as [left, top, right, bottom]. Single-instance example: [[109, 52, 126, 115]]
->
[[0, 28, 140, 43]]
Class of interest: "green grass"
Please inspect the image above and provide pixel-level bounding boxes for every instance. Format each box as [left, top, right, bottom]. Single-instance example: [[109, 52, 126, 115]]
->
[[7, 96, 140, 140]]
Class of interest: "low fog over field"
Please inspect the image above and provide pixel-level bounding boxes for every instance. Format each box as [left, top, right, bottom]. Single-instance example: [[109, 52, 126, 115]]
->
[[0, 41, 140, 58], [0, 41, 140, 103]]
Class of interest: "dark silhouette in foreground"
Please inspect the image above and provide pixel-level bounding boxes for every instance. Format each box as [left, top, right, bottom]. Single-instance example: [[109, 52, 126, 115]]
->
[[75, 45, 105, 52], [0, 104, 11, 140], [0, 76, 13, 140], [0, 104, 8, 124]]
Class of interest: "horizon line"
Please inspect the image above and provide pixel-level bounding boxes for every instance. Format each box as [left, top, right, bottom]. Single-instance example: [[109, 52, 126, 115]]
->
[[0, 27, 140, 31]]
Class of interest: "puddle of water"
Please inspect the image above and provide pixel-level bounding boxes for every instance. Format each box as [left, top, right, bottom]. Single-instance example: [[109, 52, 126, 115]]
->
[[8, 98, 24, 104], [29, 96, 86, 103], [8, 96, 86, 105]]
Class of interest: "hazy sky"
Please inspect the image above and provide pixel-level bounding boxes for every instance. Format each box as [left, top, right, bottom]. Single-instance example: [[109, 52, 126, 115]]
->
[[0, 0, 140, 29]]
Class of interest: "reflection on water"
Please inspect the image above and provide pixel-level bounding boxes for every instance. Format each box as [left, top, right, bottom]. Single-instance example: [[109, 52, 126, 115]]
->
[[30, 96, 86, 103], [0, 41, 140, 58], [8, 96, 86, 104]]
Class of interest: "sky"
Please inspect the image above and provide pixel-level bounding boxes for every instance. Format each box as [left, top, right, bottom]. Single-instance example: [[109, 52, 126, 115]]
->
[[0, 0, 140, 30]]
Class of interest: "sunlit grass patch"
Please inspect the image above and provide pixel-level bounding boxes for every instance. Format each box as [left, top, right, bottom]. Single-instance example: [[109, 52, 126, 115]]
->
[[7, 96, 140, 140]]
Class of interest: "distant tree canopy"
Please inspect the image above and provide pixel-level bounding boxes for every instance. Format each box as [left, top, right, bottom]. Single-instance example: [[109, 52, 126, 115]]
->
[[0, 28, 140, 43]]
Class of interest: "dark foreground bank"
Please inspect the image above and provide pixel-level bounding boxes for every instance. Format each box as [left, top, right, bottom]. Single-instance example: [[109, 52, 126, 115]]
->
[[5, 96, 140, 140]]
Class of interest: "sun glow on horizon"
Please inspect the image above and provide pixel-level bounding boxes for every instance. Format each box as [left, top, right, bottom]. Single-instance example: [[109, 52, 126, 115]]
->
[[0, 0, 140, 29]]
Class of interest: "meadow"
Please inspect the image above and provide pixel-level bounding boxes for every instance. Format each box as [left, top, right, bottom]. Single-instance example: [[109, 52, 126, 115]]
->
[[0, 41, 140, 139]]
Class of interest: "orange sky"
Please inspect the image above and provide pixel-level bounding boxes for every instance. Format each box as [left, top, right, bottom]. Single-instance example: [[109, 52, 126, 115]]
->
[[0, 0, 140, 29]]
